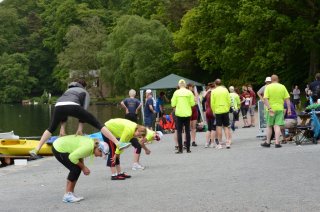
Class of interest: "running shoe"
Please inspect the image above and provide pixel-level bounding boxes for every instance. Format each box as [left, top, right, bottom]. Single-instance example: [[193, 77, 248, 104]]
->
[[209, 143, 215, 148], [260, 142, 271, 147], [132, 163, 145, 171], [63, 192, 82, 203], [73, 194, 84, 201], [215, 144, 223, 149], [192, 142, 198, 147], [111, 175, 126, 180], [275, 144, 282, 148], [119, 172, 131, 178], [204, 142, 209, 148], [118, 142, 131, 150], [29, 149, 38, 157]]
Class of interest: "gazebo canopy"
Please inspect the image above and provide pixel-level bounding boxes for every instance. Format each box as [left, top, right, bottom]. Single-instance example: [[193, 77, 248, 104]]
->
[[140, 74, 204, 90]]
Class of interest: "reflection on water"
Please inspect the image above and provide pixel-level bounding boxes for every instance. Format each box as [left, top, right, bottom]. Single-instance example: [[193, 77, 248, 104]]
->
[[0, 104, 132, 137]]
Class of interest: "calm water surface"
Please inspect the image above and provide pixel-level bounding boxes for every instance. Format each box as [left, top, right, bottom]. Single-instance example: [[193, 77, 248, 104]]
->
[[0, 104, 131, 137]]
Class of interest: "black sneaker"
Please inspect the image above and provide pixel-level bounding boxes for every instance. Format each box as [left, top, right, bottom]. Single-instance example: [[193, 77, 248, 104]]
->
[[275, 144, 282, 148], [111, 175, 126, 180], [119, 172, 131, 178], [192, 142, 197, 147], [175, 151, 183, 154], [186, 150, 191, 153], [260, 142, 271, 147]]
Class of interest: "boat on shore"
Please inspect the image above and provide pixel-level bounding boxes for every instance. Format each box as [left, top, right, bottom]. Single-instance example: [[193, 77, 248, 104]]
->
[[0, 139, 52, 156]]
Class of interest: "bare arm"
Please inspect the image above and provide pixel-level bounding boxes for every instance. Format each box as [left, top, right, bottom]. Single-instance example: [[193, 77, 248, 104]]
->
[[285, 98, 291, 116], [136, 102, 142, 114], [77, 159, 90, 175], [120, 101, 129, 114]]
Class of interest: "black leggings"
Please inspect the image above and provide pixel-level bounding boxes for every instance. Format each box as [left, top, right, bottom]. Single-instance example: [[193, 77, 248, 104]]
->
[[130, 137, 142, 154], [176, 116, 191, 151], [48, 105, 103, 133], [52, 146, 81, 182]]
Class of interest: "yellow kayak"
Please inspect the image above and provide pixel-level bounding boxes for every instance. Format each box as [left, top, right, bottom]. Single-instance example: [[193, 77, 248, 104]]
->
[[0, 139, 52, 156]]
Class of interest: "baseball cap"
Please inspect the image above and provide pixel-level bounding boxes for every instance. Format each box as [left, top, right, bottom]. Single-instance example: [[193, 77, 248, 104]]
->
[[265, 77, 271, 82], [146, 89, 152, 94], [155, 131, 163, 141], [98, 141, 109, 156], [178, 79, 186, 85]]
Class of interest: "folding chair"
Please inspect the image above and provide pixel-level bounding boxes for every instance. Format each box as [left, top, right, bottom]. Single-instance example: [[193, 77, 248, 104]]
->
[[293, 125, 315, 145]]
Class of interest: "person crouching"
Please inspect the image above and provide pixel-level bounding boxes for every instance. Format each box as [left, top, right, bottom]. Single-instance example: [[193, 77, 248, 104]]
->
[[52, 135, 108, 203]]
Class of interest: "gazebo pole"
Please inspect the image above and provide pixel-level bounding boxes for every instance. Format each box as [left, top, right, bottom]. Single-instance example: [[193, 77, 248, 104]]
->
[[140, 89, 145, 124]]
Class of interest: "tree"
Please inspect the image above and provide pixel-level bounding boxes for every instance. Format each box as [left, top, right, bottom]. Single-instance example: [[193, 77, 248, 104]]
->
[[99, 15, 173, 94], [174, 0, 320, 87], [58, 16, 107, 97], [0, 53, 37, 103]]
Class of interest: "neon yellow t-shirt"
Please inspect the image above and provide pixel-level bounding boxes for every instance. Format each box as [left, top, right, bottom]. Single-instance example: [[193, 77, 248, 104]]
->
[[264, 83, 290, 111], [105, 118, 137, 143], [230, 92, 240, 110], [145, 129, 154, 141], [105, 118, 138, 154], [171, 88, 195, 117], [53, 135, 94, 164], [211, 86, 231, 114]]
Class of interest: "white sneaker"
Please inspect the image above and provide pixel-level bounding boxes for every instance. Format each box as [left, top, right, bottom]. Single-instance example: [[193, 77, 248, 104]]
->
[[215, 144, 223, 149], [209, 143, 215, 148], [73, 193, 84, 201], [204, 142, 209, 148], [132, 163, 145, 170], [63, 192, 82, 203]]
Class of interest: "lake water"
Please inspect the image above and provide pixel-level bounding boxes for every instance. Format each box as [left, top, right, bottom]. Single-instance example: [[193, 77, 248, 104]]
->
[[0, 104, 131, 137]]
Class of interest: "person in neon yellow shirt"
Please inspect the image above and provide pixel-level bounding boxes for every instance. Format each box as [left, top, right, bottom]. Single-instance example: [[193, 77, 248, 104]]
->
[[229, 86, 241, 131], [261, 74, 291, 148], [103, 118, 162, 180], [171, 79, 195, 153], [52, 135, 108, 203], [211, 79, 232, 149]]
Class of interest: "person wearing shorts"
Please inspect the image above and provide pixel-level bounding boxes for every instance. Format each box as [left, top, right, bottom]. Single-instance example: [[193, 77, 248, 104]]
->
[[103, 118, 161, 179], [204, 83, 217, 148], [52, 135, 108, 203], [121, 89, 142, 123], [261, 75, 291, 148], [211, 79, 231, 149], [187, 83, 199, 147], [281, 101, 297, 142], [30, 79, 128, 157]]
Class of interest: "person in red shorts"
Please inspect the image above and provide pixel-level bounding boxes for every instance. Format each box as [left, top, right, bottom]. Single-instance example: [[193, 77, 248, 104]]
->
[[187, 83, 199, 147]]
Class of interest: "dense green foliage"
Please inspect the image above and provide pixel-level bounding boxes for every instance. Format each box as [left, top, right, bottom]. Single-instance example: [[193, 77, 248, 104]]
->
[[0, 0, 319, 102]]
